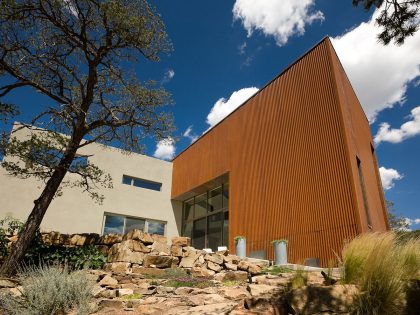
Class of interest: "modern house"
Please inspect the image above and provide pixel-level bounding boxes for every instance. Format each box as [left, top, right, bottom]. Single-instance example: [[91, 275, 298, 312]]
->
[[0, 38, 388, 266]]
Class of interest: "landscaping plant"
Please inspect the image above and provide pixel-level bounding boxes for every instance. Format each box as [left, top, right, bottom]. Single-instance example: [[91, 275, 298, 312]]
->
[[0, 265, 94, 315], [342, 232, 420, 315]]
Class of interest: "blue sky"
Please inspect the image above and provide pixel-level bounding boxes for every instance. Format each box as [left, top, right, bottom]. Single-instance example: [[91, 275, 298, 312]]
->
[[1, 1, 419, 229]]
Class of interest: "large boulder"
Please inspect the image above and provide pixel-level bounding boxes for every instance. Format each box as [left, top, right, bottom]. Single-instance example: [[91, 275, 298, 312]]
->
[[98, 233, 123, 245], [191, 266, 216, 278], [123, 229, 154, 244], [99, 275, 118, 287], [171, 236, 191, 247], [107, 241, 144, 264], [204, 253, 223, 265], [143, 254, 175, 268], [207, 261, 222, 272], [151, 241, 170, 255], [214, 271, 248, 282], [287, 285, 358, 314], [103, 262, 131, 274], [171, 245, 183, 257], [179, 252, 202, 268]]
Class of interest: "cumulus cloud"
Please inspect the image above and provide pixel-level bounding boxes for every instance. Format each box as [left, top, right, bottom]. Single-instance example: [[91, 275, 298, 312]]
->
[[232, 0, 324, 46], [379, 166, 403, 190], [374, 106, 420, 144], [183, 125, 198, 143], [162, 69, 175, 83], [153, 138, 175, 160], [331, 9, 420, 122], [206, 87, 259, 129]]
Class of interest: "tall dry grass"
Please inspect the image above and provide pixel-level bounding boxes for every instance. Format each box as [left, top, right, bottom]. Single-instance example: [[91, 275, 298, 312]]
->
[[342, 232, 420, 315]]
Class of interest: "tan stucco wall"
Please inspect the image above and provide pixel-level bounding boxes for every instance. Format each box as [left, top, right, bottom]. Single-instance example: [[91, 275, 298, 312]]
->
[[0, 123, 182, 239]]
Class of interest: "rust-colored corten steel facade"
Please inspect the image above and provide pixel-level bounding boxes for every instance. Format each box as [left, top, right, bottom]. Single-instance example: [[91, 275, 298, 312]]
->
[[171, 38, 388, 266]]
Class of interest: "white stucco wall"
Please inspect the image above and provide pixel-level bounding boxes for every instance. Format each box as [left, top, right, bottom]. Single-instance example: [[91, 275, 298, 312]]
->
[[0, 123, 182, 239]]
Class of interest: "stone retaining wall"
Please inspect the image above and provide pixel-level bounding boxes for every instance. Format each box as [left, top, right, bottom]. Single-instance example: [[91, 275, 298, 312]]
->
[[37, 230, 268, 278]]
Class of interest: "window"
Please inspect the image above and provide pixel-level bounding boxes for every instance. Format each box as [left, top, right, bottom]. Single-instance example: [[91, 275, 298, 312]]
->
[[357, 157, 372, 228], [103, 213, 166, 235], [182, 183, 229, 251], [122, 175, 162, 192]]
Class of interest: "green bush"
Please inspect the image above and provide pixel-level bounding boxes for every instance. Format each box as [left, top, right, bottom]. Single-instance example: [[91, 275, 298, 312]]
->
[[0, 216, 106, 270], [342, 232, 420, 315], [0, 265, 93, 315], [163, 277, 214, 289]]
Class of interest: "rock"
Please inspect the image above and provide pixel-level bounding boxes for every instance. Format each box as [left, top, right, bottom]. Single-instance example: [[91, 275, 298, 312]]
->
[[237, 260, 250, 271], [68, 234, 87, 246], [247, 284, 283, 297], [98, 275, 118, 287], [207, 261, 222, 272], [8, 286, 22, 297], [191, 266, 215, 278], [172, 236, 191, 247], [186, 293, 226, 306], [224, 255, 240, 264], [98, 299, 124, 309], [98, 234, 123, 245], [248, 263, 262, 275], [171, 256, 180, 268], [95, 245, 110, 255], [183, 302, 237, 314], [135, 286, 157, 295], [225, 263, 238, 271], [117, 288, 134, 296], [306, 271, 326, 285], [132, 266, 166, 276], [235, 298, 284, 315], [103, 262, 131, 274], [92, 284, 106, 297], [157, 286, 176, 294], [204, 253, 223, 265], [219, 287, 250, 300], [151, 234, 167, 244], [141, 296, 167, 304], [152, 241, 170, 255], [287, 284, 358, 314], [123, 229, 154, 244], [252, 275, 290, 287], [171, 245, 183, 257], [214, 271, 248, 282], [98, 289, 117, 298], [0, 279, 17, 288], [143, 255, 174, 268], [179, 252, 201, 268], [174, 287, 195, 295], [135, 304, 165, 314], [107, 241, 144, 264]]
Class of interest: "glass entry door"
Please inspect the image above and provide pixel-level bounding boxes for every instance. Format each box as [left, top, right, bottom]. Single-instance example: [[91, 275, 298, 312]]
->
[[182, 183, 229, 251]]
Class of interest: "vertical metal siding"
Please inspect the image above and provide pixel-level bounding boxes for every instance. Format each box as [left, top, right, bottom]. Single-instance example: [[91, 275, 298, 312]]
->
[[171, 38, 387, 265]]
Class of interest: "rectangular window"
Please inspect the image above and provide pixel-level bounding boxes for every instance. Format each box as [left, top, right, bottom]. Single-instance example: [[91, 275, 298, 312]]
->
[[357, 157, 372, 228], [182, 183, 229, 250], [122, 175, 162, 192], [103, 213, 166, 235]]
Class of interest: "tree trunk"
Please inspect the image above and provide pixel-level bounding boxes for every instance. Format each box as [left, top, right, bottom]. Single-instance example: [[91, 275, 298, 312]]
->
[[0, 138, 81, 276]]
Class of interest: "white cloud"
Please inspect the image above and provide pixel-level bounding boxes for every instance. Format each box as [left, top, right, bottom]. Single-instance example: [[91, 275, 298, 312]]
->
[[206, 87, 259, 129], [331, 9, 420, 122], [238, 42, 247, 55], [162, 69, 175, 83], [374, 106, 420, 144], [153, 138, 175, 160], [232, 0, 324, 46], [183, 125, 198, 143], [404, 218, 420, 231], [379, 166, 403, 190]]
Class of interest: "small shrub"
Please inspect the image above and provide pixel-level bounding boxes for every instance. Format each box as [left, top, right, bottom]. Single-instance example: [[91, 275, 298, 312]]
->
[[123, 293, 142, 300], [262, 265, 294, 275], [342, 232, 420, 315], [287, 268, 308, 291], [0, 265, 94, 315], [164, 277, 214, 289]]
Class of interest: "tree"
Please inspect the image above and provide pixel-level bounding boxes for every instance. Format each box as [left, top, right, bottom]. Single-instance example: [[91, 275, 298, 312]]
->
[[352, 0, 420, 45], [386, 200, 409, 230], [0, 0, 174, 276]]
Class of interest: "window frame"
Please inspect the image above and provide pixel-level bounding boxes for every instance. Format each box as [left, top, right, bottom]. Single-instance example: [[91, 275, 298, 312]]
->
[[122, 175, 162, 192], [102, 212, 167, 236]]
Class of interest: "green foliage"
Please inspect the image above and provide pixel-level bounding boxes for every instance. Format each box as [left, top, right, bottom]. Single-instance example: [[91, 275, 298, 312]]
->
[[234, 236, 245, 242], [352, 0, 419, 45], [287, 268, 308, 291], [222, 280, 242, 287], [386, 200, 409, 231], [0, 217, 106, 269], [0, 265, 93, 315], [163, 277, 215, 289], [122, 293, 142, 300], [342, 232, 420, 315], [262, 265, 294, 275]]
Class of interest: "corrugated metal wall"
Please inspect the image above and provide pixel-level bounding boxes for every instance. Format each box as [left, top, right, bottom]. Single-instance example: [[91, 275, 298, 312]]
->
[[171, 38, 388, 265]]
